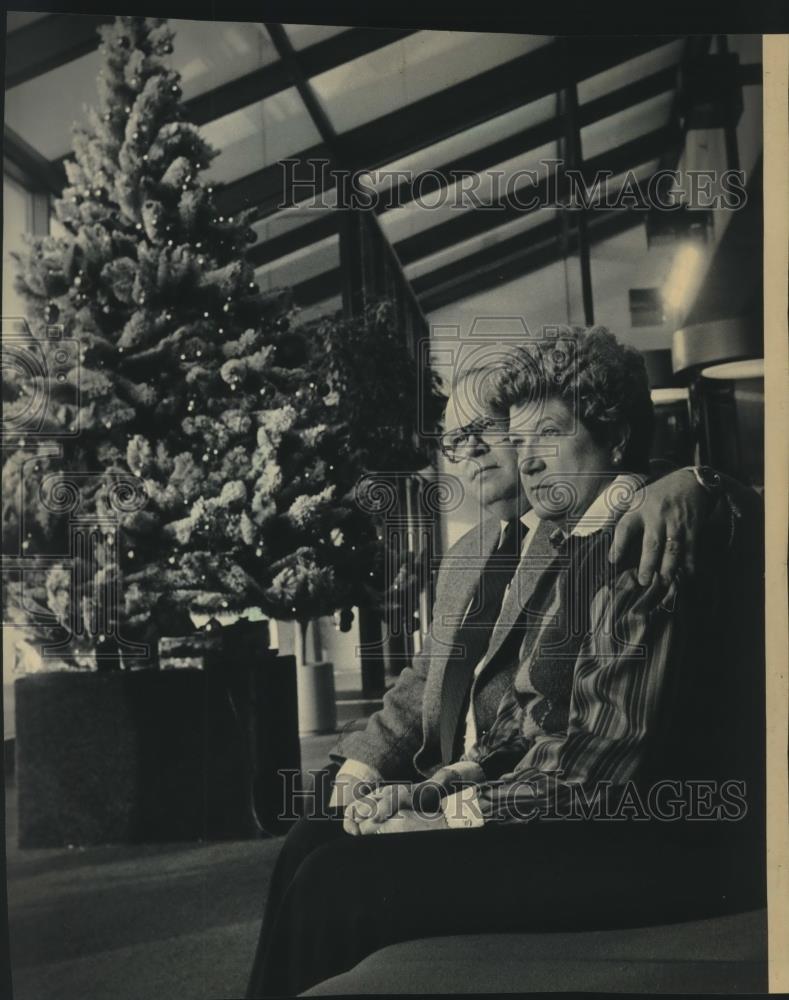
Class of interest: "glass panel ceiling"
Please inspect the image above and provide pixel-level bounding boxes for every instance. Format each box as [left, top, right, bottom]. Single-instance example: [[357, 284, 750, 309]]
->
[[580, 92, 673, 162], [426, 250, 574, 328], [254, 233, 339, 291], [252, 207, 333, 244], [201, 87, 321, 185], [6, 46, 104, 160], [373, 93, 557, 184], [172, 19, 277, 99], [282, 23, 350, 50], [404, 206, 557, 282], [311, 30, 552, 135], [419, 154, 669, 319], [3, 16, 699, 321], [589, 158, 661, 208], [577, 39, 684, 105], [4, 19, 277, 161], [379, 140, 559, 245]]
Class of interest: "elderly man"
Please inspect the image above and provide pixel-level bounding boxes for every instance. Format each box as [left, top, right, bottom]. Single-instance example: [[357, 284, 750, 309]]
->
[[246, 333, 760, 997]]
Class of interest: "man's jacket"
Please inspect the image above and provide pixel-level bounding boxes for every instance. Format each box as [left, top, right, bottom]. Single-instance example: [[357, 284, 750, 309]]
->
[[331, 514, 556, 780]]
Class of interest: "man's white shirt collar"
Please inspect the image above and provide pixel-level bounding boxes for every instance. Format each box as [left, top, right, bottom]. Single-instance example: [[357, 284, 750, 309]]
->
[[498, 509, 540, 549], [519, 509, 541, 533]]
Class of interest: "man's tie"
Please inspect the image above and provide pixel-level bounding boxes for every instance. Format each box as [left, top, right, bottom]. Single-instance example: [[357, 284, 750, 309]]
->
[[439, 518, 527, 765]]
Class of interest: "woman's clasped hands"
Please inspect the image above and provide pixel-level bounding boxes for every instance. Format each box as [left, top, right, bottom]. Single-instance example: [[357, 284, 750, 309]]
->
[[343, 781, 449, 835]]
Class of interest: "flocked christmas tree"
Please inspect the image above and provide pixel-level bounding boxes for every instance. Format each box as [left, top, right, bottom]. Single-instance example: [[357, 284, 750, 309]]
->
[[3, 15, 443, 670]]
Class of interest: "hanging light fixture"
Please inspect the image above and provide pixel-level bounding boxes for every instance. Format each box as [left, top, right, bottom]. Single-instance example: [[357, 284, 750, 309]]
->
[[672, 316, 762, 380], [700, 358, 764, 380]]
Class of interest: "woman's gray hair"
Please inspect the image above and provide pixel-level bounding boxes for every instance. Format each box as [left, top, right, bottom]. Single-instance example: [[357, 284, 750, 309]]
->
[[485, 324, 655, 473]]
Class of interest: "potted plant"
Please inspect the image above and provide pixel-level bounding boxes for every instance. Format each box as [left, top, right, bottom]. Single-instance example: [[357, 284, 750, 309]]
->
[[3, 15, 445, 839]]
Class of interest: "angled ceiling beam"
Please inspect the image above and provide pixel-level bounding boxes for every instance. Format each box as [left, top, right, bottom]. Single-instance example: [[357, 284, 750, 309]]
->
[[50, 27, 413, 166], [413, 214, 562, 299], [264, 22, 340, 150], [5, 14, 114, 90], [337, 36, 678, 171], [414, 207, 645, 313], [184, 27, 416, 126], [263, 20, 429, 328], [216, 35, 679, 220], [393, 123, 678, 267], [289, 268, 342, 308], [4, 125, 67, 193], [264, 19, 359, 319], [248, 214, 338, 268]]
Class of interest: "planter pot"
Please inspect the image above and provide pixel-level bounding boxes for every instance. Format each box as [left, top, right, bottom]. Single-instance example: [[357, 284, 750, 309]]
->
[[14, 636, 300, 846], [296, 660, 337, 735]]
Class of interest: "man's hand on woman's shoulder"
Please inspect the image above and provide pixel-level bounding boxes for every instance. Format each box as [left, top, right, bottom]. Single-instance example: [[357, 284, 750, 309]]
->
[[611, 467, 723, 586]]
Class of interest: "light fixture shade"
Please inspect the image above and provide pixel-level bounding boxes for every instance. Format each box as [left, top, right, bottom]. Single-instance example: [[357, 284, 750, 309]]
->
[[651, 387, 689, 404], [671, 316, 761, 377], [701, 358, 764, 380]]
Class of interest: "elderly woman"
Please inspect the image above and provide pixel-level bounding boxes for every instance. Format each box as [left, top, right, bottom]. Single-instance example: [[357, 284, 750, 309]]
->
[[247, 326, 764, 998]]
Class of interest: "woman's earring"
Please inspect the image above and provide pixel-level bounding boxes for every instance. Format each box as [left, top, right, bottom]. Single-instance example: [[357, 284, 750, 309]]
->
[[612, 451, 622, 466]]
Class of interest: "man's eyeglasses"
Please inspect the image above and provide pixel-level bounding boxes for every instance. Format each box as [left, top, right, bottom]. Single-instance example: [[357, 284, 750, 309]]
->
[[439, 415, 510, 463]]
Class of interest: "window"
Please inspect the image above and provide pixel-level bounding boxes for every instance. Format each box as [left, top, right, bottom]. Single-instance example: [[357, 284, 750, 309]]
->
[[2, 174, 33, 322]]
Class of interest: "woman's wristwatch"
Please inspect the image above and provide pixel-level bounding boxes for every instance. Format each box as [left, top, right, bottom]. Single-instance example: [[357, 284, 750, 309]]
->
[[690, 466, 740, 544], [690, 465, 723, 496]]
